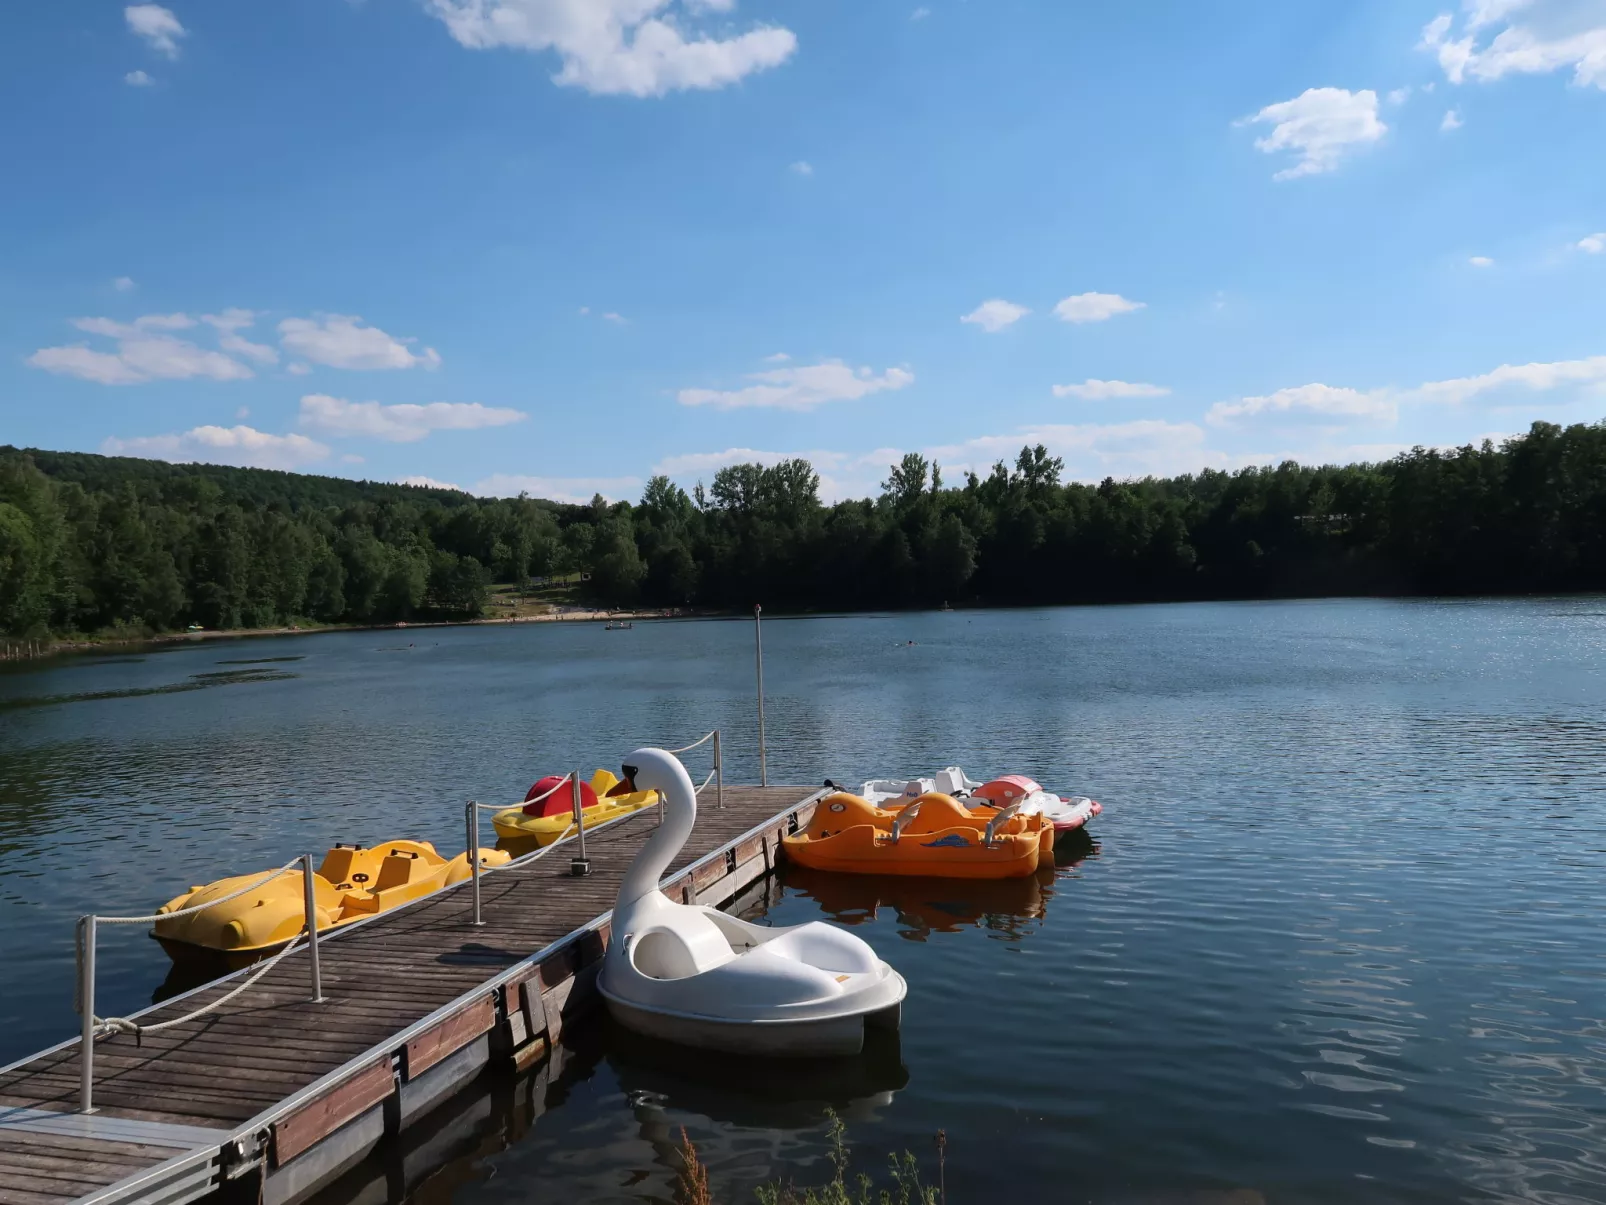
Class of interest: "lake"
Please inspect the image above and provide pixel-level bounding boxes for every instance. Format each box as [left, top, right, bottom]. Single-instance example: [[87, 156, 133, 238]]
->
[[2, 599, 1604, 1204]]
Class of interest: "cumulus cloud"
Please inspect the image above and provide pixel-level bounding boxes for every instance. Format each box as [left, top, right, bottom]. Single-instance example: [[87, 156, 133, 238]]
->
[[112, 276, 137, 291], [928, 420, 1219, 483], [1208, 383, 1397, 426], [1053, 379, 1171, 400], [789, 160, 814, 176], [102, 425, 330, 471], [27, 312, 258, 385], [1578, 232, 1605, 253], [677, 360, 914, 410], [125, 5, 185, 58], [960, 299, 1029, 333], [1242, 87, 1387, 179], [278, 315, 441, 371], [397, 475, 466, 492], [1420, 2, 1606, 89], [1052, 292, 1145, 323], [1442, 107, 1464, 129], [1413, 354, 1606, 404], [424, 0, 797, 97], [473, 474, 642, 503], [1469, 254, 1494, 267], [297, 395, 526, 443], [124, 70, 153, 86], [1388, 85, 1413, 104]]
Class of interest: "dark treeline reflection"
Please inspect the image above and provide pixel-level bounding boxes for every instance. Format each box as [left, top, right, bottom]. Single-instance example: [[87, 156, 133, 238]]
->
[[6, 418, 1606, 636]]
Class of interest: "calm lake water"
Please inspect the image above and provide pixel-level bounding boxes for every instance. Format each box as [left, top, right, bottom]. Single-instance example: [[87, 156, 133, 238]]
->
[[2, 600, 1604, 1205]]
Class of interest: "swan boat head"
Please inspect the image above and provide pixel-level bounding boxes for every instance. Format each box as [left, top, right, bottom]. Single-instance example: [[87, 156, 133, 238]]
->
[[599, 747, 907, 1056]]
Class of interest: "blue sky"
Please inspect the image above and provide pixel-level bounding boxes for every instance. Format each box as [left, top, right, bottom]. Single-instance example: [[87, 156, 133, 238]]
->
[[3, 0, 1604, 501]]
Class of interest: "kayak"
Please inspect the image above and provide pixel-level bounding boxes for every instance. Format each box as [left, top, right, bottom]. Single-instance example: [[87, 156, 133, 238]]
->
[[782, 790, 1051, 879], [861, 767, 1102, 835], [153, 838, 510, 967], [491, 768, 660, 846]]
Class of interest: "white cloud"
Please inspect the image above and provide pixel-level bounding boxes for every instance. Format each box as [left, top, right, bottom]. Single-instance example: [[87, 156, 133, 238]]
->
[[1413, 354, 1606, 404], [424, 0, 797, 98], [297, 395, 526, 442], [1420, 2, 1606, 89], [102, 425, 330, 471], [1388, 85, 1413, 104], [789, 160, 814, 176], [287, 362, 312, 375], [1053, 379, 1171, 400], [473, 473, 642, 503], [1469, 254, 1494, 266], [397, 475, 465, 492], [1207, 383, 1397, 426], [203, 309, 278, 364], [28, 312, 256, 385], [911, 6, 931, 18], [124, 70, 153, 86], [762, 352, 790, 362], [960, 298, 1029, 333], [112, 276, 137, 291], [677, 359, 914, 411], [928, 420, 1219, 483], [1242, 87, 1387, 179], [1052, 292, 1145, 323], [602, 311, 628, 324], [1442, 106, 1464, 129], [278, 314, 441, 371], [1577, 232, 1605, 253], [125, 5, 185, 58]]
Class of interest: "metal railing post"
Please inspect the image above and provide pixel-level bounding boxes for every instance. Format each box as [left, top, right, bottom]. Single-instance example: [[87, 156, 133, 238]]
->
[[570, 771, 591, 876], [714, 729, 724, 809], [301, 854, 324, 1003], [77, 915, 96, 1114], [754, 605, 768, 787], [467, 800, 484, 926]]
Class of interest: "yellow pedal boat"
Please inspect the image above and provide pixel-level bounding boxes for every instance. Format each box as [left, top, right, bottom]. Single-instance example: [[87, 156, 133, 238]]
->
[[782, 791, 1051, 879], [152, 839, 509, 967], [491, 769, 660, 846]]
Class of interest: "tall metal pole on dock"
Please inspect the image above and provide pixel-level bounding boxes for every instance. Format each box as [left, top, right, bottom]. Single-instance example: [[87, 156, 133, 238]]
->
[[77, 915, 96, 1114], [754, 604, 767, 787], [570, 771, 591, 876], [302, 854, 324, 1003], [467, 801, 484, 926]]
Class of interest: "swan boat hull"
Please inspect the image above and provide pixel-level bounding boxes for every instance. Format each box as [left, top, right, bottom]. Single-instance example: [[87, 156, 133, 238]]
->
[[601, 978, 905, 1057]]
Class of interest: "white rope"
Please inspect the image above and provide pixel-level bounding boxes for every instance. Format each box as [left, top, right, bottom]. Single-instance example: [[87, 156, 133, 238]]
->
[[93, 859, 302, 926], [694, 768, 717, 794], [666, 730, 716, 755], [94, 929, 311, 1041]]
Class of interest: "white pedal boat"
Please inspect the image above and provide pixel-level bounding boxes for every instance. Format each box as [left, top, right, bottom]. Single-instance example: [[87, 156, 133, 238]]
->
[[599, 747, 907, 1057], [861, 767, 1102, 834]]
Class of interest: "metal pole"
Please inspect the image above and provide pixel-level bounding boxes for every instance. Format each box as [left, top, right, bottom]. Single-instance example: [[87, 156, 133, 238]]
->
[[77, 915, 96, 1114], [467, 801, 484, 926], [301, 854, 323, 1003], [714, 729, 724, 810], [754, 604, 767, 787], [570, 771, 591, 875]]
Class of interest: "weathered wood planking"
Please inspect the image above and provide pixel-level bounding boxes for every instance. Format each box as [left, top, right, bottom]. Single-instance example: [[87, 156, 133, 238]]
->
[[0, 786, 818, 1205]]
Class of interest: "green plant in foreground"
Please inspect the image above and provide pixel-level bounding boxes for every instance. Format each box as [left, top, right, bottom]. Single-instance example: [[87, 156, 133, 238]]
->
[[752, 1110, 938, 1205]]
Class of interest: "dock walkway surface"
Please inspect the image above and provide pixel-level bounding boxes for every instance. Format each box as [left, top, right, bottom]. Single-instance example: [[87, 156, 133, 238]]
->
[[0, 785, 822, 1205]]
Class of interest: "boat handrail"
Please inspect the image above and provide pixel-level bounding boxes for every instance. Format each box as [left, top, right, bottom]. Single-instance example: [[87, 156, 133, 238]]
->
[[889, 799, 922, 844], [983, 800, 1024, 846]]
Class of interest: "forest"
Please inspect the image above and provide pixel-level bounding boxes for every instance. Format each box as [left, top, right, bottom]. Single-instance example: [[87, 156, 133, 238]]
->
[[3, 418, 1606, 638]]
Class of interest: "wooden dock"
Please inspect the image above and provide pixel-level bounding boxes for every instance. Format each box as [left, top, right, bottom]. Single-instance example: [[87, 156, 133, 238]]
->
[[0, 786, 823, 1205]]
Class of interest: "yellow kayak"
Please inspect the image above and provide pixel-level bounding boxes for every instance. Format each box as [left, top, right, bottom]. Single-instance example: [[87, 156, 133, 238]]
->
[[491, 768, 660, 846], [152, 839, 509, 966]]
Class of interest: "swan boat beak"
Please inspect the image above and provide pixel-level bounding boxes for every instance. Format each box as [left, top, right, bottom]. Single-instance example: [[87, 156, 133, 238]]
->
[[606, 766, 638, 797]]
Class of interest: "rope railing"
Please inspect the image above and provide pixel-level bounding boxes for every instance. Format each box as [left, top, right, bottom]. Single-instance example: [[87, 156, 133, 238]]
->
[[74, 851, 325, 1114], [666, 729, 717, 755]]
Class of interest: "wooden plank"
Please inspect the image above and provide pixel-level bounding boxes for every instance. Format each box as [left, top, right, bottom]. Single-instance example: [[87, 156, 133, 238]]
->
[[403, 997, 494, 1079], [269, 1059, 394, 1168]]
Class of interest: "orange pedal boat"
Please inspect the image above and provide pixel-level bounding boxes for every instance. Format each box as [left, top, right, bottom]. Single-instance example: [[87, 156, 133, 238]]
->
[[782, 791, 1051, 879]]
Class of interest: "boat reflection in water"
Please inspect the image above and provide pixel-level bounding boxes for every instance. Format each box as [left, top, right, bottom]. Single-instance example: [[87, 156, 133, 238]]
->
[[779, 829, 1098, 944]]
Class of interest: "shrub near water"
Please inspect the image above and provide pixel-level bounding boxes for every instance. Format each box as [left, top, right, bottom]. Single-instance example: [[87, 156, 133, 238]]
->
[[675, 1111, 942, 1205]]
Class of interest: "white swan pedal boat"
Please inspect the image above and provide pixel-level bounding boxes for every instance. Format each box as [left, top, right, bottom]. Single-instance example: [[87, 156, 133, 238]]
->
[[861, 767, 1102, 834], [599, 747, 906, 1057]]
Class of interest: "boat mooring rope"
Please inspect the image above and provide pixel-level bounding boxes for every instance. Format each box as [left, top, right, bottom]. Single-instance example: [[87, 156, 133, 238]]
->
[[666, 730, 716, 755], [90, 858, 303, 927]]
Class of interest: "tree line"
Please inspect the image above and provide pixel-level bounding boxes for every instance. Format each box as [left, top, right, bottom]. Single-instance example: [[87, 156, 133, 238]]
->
[[3, 418, 1606, 638]]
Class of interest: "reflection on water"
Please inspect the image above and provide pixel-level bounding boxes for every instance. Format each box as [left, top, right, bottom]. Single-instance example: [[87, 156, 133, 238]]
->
[[0, 666, 295, 712], [215, 655, 306, 665], [5, 599, 1606, 1205]]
